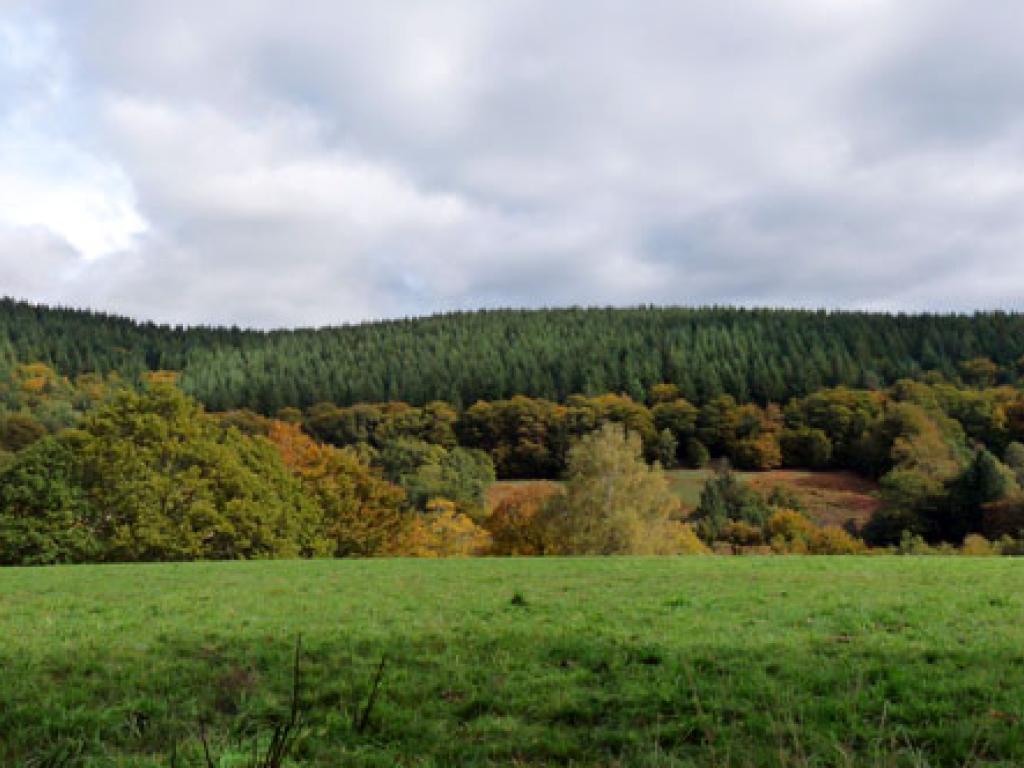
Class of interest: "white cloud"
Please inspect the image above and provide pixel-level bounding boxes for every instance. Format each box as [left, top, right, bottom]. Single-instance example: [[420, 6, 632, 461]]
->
[[0, 15, 146, 261], [0, 0, 1022, 325]]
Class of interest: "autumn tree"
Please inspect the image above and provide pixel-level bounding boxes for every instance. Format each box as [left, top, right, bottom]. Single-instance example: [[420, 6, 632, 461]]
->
[[484, 484, 561, 555], [265, 420, 409, 557], [0, 413, 47, 452], [541, 423, 687, 555], [390, 499, 491, 557], [79, 386, 325, 561]]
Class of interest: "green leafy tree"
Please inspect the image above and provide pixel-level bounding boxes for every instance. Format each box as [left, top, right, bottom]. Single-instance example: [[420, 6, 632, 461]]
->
[[0, 437, 100, 565], [79, 386, 325, 561], [779, 428, 832, 469], [403, 447, 496, 518]]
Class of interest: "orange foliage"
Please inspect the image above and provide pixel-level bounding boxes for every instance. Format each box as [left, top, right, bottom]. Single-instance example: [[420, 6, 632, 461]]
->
[[143, 370, 180, 387], [14, 363, 62, 396], [264, 420, 409, 556], [484, 484, 561, 555], [267, 420, 325, 476]]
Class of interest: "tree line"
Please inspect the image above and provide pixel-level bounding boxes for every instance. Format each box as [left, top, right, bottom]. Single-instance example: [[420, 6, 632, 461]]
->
[[4, 298, 1024, 411], [3, 354, 1024, 562], [0, 381, 712, 564]]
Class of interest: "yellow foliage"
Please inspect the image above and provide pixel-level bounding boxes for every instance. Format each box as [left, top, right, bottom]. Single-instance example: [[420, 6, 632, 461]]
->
[[765, 509, 816, 542], [143, 370, 180, 387], [392, 502, 492, 558], [766, 510, 863, 554], [656, 521, 710, 555], [267, 420, 326, 477], [813, 526, 864, 554], [962, 534, 998, 556], [14, 363, 61, 396], [720, 520, 763, 546]]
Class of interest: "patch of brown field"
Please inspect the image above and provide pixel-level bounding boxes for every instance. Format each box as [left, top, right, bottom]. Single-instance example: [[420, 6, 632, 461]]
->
[[746, 470, 882, 528], [488, 470, 881, 529], [486, 480, 562, 512]]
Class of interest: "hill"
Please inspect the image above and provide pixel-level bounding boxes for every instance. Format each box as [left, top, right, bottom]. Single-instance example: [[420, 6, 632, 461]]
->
[[2, 298, 1024, 411]]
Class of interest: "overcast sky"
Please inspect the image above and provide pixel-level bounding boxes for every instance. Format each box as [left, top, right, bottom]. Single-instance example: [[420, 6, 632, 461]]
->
[[1, 1, 1022, 327]]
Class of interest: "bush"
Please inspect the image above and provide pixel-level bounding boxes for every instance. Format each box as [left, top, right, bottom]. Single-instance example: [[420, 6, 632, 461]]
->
[[720, 520, 763, 546], [765, 510, 864, 554], [656, 521, 709, 555], [962, 534, 999, 556], [812, 525, 864, 554], [861, 507, 927, 547]]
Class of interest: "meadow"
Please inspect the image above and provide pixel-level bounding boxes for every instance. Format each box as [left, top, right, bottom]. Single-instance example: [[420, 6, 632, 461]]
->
[[2, 557, 1023, 766]]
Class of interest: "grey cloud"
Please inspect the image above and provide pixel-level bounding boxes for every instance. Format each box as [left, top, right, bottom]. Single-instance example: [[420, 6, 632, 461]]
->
[[0, 0, 1022, 326]]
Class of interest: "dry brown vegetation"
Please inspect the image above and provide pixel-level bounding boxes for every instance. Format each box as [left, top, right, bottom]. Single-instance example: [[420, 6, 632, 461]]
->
[[491, 470, 882, 531]]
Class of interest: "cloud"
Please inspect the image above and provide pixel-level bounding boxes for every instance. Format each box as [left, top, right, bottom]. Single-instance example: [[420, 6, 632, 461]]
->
[[0, 0, 1022, 326]]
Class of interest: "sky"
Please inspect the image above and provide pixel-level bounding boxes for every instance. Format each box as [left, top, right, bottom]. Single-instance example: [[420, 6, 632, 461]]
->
[[0, 0, 1023, 328]]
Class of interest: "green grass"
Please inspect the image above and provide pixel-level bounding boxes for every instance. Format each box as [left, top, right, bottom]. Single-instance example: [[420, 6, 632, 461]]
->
[[2, 558, 1024, 766]]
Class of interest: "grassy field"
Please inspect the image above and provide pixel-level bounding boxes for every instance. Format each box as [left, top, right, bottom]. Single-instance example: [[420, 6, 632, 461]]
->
[[488, 470, 881, 528], [2, 557, 1023, 767]]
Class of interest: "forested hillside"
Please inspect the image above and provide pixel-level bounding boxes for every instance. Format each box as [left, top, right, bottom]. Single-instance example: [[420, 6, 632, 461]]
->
[[6, 298, 1024, 563], [3, 298, 1024, 411]]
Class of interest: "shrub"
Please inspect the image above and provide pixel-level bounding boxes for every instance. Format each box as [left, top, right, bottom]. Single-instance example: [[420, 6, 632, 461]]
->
[[961, 534, 999, 556], [720, 520, 763, 546], [765, 509, 864, 554], [812, 525, 864, 554], [765, 509, 816, 551]]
